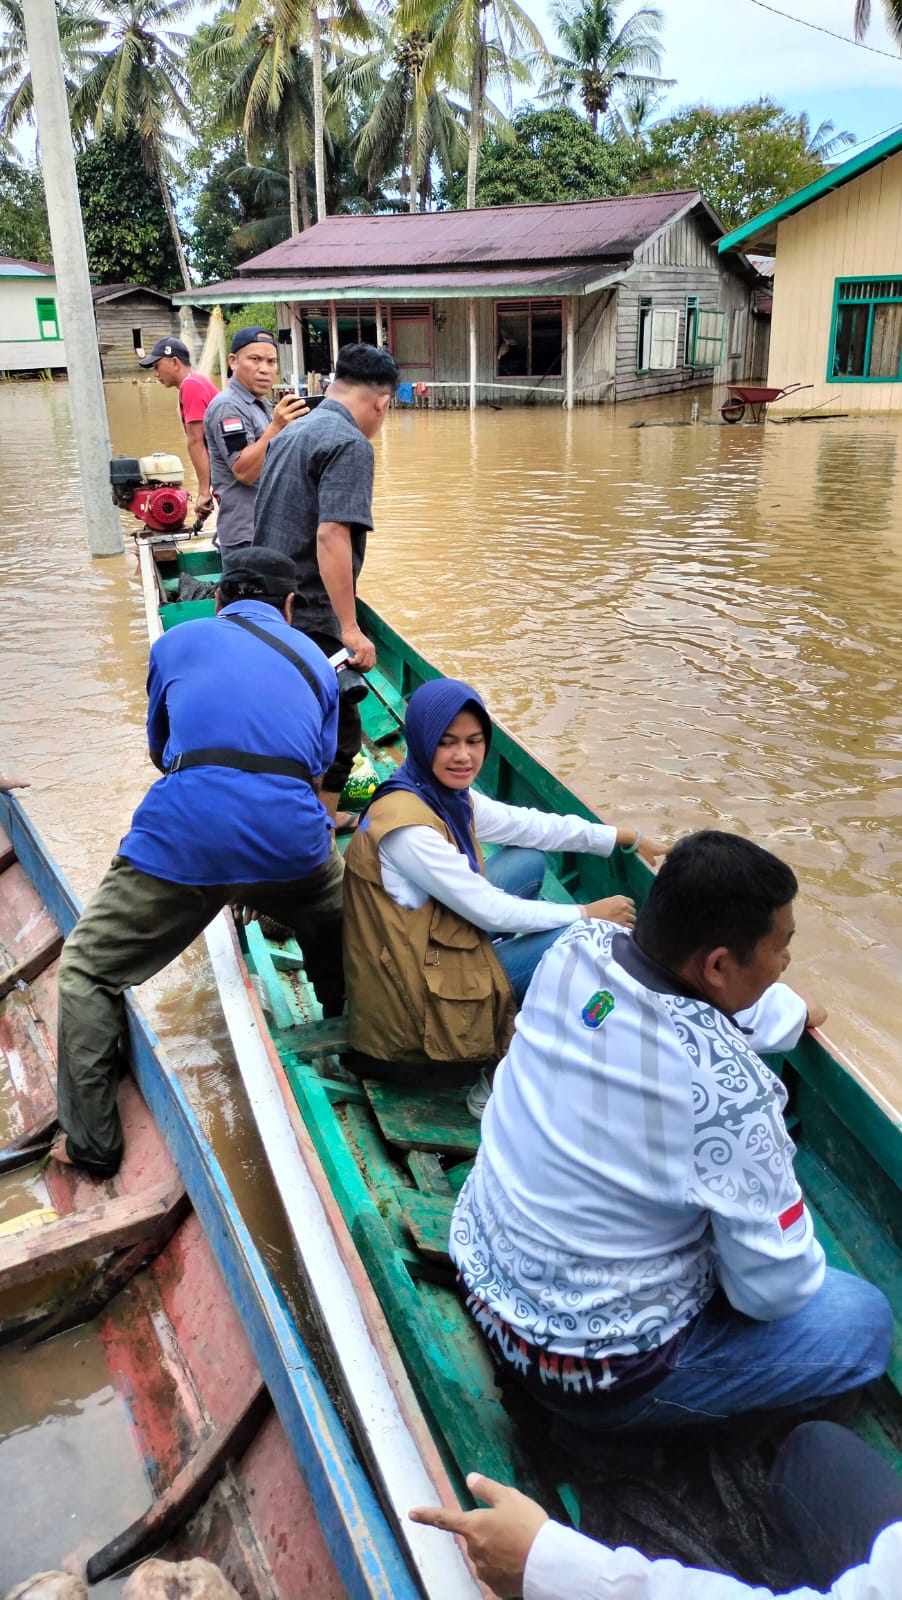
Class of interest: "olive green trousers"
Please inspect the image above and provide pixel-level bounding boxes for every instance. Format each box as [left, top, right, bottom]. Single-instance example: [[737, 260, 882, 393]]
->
[[56, 847, 344, 1175]]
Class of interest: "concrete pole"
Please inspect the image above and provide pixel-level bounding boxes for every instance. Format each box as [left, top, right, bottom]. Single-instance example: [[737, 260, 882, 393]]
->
[[178, 304, 200, 365], [565, 298, 575, 411], [328, 301, 339, 369], [375, 300, 383, 347], [23, 0, 123, 556], [468, 297, 477, 412]]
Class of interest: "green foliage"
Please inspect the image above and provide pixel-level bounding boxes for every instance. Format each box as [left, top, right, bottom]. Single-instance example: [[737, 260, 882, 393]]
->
[[443, 106, 640, 206], [224, 302, 278, 337], [0, 156, 49, 258], [75, 125, 183, 287], [639, 100, 835, 229]]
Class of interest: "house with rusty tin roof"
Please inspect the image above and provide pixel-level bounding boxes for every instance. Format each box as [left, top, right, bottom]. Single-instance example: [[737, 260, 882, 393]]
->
[[176, 192, 763, 407], [0, 256, 66, 374]]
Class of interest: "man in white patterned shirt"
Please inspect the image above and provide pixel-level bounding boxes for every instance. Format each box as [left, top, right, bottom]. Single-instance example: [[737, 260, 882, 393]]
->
[[450, 831, 891, 1442]]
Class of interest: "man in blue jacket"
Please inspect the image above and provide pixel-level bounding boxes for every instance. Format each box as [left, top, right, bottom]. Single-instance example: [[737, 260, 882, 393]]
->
[[52, 548, 342, 1177]]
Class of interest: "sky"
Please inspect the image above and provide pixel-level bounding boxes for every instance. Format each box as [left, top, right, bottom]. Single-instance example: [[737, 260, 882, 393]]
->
[[525, 0, 902, 152]]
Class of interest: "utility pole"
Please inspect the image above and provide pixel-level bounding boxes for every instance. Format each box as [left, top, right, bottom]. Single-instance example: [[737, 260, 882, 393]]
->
[[23, 0, 123, 556]]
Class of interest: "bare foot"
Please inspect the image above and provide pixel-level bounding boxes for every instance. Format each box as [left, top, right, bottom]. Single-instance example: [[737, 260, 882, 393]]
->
[[49, 1133, 74, 1166]]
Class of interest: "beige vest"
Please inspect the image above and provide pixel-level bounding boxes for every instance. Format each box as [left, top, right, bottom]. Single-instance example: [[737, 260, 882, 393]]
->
[[343, 791, 516, 1066]]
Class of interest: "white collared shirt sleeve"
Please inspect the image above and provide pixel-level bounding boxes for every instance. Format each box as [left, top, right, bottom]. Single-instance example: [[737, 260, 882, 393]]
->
[[523, 1518, 902, 1600], [378, 825, 581, 934], [734, 984, 809, 1055]]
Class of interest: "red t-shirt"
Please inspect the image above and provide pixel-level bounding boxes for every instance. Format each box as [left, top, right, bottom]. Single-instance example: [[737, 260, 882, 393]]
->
[[179, 371, 219, 429]]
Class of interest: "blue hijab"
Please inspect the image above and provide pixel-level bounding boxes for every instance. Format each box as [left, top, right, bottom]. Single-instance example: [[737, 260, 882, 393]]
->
[[362, 678, 492, 874]]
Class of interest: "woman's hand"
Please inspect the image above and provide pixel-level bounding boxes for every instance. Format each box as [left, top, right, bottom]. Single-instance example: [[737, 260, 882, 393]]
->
[[637, 835, 669, 868], [584, 895, 635, 926], [409, 1472, 549, 1597]]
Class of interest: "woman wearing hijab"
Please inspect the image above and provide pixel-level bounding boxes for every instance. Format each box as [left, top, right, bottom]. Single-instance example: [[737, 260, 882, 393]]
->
[[342, 679, 667, 1102]]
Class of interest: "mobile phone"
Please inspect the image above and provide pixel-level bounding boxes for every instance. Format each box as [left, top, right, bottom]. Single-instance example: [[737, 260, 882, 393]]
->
[[304, 393, 326, 409]]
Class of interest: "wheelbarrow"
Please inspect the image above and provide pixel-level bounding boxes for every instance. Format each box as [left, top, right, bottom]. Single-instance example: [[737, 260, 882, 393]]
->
[[720, 382, 812, 423]]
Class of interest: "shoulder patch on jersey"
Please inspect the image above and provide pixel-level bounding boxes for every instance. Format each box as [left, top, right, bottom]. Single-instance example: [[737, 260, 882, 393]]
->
[[581, 989, 615, 1029], [221, 416, 245, 432]]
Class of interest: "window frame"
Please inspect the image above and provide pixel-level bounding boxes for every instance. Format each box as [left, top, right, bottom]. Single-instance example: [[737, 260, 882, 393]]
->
[[494, 298, 563, 379], [35, 296, 60, 341], [690, 307, 725, 368], [829, 276, 902, 382], [729, 306, 745, 359], [684, 295, 699, 367], [636, 295, 654, 373]]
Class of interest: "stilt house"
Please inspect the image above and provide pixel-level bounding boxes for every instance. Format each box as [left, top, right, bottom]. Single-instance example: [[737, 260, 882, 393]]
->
[[175, 193, 763, 407]]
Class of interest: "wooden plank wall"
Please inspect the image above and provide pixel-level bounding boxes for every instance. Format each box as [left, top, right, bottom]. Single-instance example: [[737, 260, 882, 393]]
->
[[766, 150, 902, 413], [615, 211, 758, 403], [96, 296, 210, 377]]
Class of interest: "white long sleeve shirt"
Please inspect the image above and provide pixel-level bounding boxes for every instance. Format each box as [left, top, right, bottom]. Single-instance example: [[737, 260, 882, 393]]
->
[[451, 920, 824, 1357], [523, 1519, 902, 1600], [378, 791, 618, 935]]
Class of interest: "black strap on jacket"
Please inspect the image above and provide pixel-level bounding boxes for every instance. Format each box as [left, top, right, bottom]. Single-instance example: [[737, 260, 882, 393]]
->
[[164, 611, 324, 787], [165, 748, 315, 784], [223, 612, 325, 711]]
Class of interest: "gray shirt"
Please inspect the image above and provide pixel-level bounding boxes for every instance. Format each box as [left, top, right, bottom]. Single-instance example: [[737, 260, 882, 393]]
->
[[204, 376, 272, 552], [253, 397, 374, 639]]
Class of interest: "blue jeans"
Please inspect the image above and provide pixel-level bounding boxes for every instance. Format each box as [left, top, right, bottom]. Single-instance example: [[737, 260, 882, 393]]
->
[[772, 1421, 902, 1588], [548, 1270, 892, 1445], [484, 847, 567, 1005]]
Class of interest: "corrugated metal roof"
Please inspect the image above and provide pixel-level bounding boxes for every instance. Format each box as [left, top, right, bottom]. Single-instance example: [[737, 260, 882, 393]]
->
[[91, 283, 172, 302], [718, 126, 902, 254], [0, 255, 53, 276], [239, 192, 699, 274], [176, 261, 627, 306]]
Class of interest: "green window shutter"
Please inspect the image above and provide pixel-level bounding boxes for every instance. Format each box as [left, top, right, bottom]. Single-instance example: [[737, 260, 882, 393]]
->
[[692, 308, 724, 367], [35, 297, 59, 340]]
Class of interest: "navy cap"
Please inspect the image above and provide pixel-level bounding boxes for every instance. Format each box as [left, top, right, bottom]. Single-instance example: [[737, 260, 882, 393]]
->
[[138, 336, 191, 368], [221, 547, 296, 596], [230, 326, 278, 355]]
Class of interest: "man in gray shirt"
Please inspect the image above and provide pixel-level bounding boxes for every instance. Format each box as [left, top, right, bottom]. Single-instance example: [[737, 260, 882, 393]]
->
[[254, 343, 399, 827], [204, 326, 308, 553]]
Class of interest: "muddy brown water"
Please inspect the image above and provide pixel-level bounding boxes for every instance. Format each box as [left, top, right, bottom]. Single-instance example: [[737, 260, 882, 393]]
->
[[0, 377, 900, 1578]]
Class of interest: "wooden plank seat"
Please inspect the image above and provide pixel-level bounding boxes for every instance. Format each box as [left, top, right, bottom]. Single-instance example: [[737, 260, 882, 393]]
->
[[362, 1078, 481, 1159], [0, 930, 63, 1001], [399, 1191, 454, 1263]]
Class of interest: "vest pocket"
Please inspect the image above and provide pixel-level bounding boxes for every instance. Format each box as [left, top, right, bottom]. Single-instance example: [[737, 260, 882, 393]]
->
[[422, 956, 496, 1061]]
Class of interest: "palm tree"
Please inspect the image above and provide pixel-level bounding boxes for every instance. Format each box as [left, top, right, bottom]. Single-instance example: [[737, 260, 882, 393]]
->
[[797, 113, 855, 165], [73, 0, 194, 288], [542, 0, 672, 136], [0, 0, 105, 150], [853, 1, 902, 44], [337, 14, 467, 211], [400, 0, 546, 210], [192, 10, 316, 233], [616, 82, 666, 142]]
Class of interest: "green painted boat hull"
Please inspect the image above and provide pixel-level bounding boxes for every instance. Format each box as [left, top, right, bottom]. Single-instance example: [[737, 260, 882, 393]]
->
[[147, 540, 902, 1576]]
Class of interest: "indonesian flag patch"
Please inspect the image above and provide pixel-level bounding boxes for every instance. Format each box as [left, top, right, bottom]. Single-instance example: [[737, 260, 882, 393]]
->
[[779, 1196, 805, 1237]]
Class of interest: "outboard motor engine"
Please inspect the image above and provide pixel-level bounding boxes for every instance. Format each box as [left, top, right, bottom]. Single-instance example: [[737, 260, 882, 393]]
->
[[110, 452, 203, 535]]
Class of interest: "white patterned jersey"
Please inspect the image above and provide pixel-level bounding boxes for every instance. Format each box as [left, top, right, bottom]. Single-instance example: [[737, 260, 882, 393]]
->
[[451, 920, 825, 1359]]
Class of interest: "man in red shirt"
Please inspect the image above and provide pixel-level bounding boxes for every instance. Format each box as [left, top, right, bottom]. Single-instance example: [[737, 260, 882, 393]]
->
[[139, 336, 219, 515]]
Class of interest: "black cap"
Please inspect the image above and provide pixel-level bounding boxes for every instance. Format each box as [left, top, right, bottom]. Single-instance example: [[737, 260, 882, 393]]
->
[[138, 336, 191, 368], [221, 548, 296, 597], [230, 326, 278, 355]]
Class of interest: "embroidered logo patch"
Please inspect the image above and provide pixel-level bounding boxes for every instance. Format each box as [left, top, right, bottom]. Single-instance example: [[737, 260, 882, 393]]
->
[[581, 989, 615, 1029], [222, 416, 245, 433]]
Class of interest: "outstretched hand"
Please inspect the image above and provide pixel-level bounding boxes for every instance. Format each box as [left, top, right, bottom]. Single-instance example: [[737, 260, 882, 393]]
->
[[584, 894, 635, 927], [637, 835, 669, 868], [409, 1472, 549, 1597], [0, 774, 30, 791]]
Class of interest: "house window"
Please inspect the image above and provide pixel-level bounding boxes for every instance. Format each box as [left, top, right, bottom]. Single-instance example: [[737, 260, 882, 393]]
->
[[35, 297, 59, 340], [831, 277, 902, 380], [496, 300, 562, 377], [689, 308, 725, 367], [684, 296, 698, 365], [729, 307, 745, 358], [637, 296, 654, 372], [132, 327, 142, 350], [637, 299, 679, 372]]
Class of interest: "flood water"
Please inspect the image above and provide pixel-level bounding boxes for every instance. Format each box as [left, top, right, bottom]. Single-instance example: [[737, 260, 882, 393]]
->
[[0, 375, 899, 1572]]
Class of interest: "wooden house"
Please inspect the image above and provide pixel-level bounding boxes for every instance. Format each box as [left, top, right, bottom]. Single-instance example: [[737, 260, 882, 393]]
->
[[718, 127, 902, 413], [175, 194, 763, 408], [92, 284, 210, 375], [0, 257, 66, 374]]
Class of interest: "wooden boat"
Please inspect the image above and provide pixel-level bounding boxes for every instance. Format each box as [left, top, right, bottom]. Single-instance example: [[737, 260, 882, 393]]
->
[[0, 787, 429, 1598], [137, 536, 902, 1582]]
